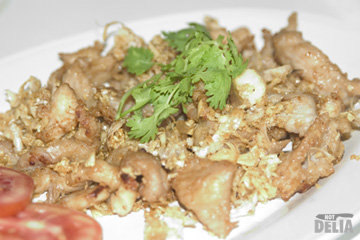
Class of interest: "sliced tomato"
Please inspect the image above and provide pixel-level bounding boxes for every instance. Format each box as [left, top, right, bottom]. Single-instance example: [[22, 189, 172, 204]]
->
[[0, 203, 102, 240], [0, 167, 34, 217]]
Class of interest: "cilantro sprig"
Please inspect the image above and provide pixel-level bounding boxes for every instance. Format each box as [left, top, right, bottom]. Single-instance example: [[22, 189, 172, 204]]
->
[[123, 46, 154, 75], [116, 23, 247, 143], [162, 23, 210, 52]]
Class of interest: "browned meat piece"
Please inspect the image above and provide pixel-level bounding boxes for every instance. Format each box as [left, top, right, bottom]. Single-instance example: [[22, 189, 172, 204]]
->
[[0, 139, 19, 166], [74, 104, 101, 146], [205, 17, 255, 53], [319, 95, 353, 137], [59, 41, 104, 66], [319, 95, 344, 118], [231, 27, 255, 52], [271, 94, 317, 136], [274, 114, 343, 200], [51, 42, 116, 95], [172, 159, 237, 238], [37, 84, 78, 143], [89, 55, 117, 86], [109, 174, 139, 216], [260, 29, 277, 69], [106, 147, 129, 166], [320, 120, 344, 161], [62, 60, 95, 106], [47, 66, 66, 92], [29, 167, 85, 203], [71, 159, 121, 191], [275, 115, 327, 200], [273, 13, 360, 104], [17, 138, 96, 169], [121, 151, 169, 203], [333, 116, 352, 137], [58, 185, 110, 211], [204, 16, 228, 41]]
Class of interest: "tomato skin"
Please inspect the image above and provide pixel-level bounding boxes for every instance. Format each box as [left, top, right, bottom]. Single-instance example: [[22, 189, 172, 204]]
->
[[0, 167, 34, 217], [0, 203, 103, 240]]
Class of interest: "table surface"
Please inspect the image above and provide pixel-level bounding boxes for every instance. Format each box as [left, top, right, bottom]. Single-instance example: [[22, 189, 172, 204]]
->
[[0, 0, 359, 59]]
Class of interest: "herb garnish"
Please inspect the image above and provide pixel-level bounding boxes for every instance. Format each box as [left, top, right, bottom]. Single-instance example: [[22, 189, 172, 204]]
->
[[116, 24, 247, 143], [162, 23, 210, 52], [123, 46, 154, 75]]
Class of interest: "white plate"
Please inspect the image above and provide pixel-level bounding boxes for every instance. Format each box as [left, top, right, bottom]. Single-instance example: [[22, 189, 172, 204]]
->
[[0, 8, 360, 240]]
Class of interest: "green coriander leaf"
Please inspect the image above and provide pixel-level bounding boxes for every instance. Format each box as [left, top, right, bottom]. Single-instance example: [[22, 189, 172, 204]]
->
[[126, 112, 158, 143], [226, 33, 248, 78], [116, 74, 160, 119], [201, 44, 227, 70], [123, 47, 154, 75], [120, 87, 152, 117], [188, 23, 209, 35], [156, 105, 179, 123], [153, 77, 177, 95], [201, 68, 231, 109], [162, 23, 210, 52]]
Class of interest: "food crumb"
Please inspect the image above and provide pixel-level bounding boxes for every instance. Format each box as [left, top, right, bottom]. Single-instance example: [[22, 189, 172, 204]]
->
[[350, 154, 360, 161], [144, 209, 169, 240]]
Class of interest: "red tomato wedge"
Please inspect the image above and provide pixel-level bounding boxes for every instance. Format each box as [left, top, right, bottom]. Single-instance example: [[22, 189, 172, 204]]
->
[[0, 203, 103, 240], [0, 167, 34, 217]]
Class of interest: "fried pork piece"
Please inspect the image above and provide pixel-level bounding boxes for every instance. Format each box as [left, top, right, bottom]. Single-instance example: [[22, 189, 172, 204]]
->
[[74, 104, 101, 146], [17, 138, 95, 169], [59, 41, 104, 66], [204, 16, 228, 42], [37, 83, 78, 143], [319, 95, 353, 137], [269, 94, 317, 136], [58, 185, 110, 211], [260, 29, 277, 69], [121, 151, 170, 203], [273, 13, 360, 104], [231, 27, 255, 52], [0, 139, 19, 166], [275, 114, 344, 200], [51, 41, 120, 108], [109, 180, 138, 217], [29, 167, 85, 203], [62, 60, 95, 106], [172, 158, 237, 238], [204, 16, 255, 54], [71, 159, 122, 191]]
